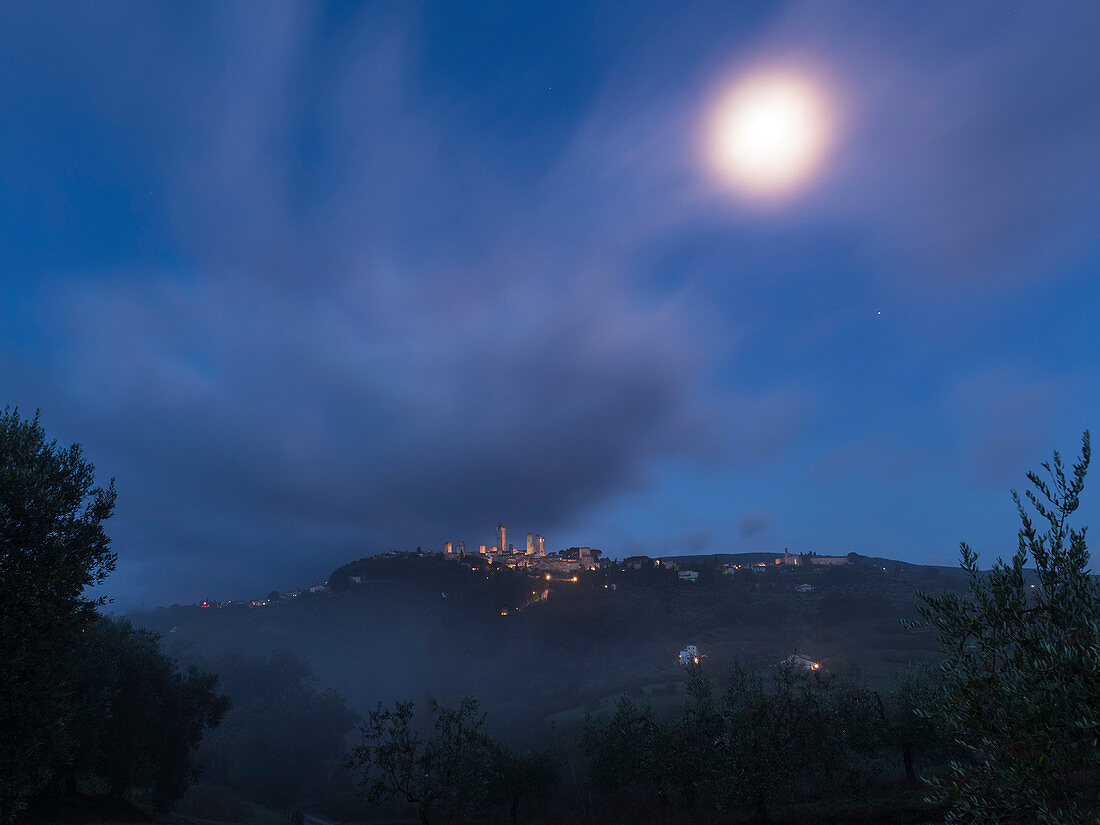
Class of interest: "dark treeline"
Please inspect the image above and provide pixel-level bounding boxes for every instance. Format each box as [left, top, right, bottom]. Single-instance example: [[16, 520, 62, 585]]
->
[[51, 616, 228, 809], [344, 659, 952, 825], [0, 410, 228, 820], [186, 650, 359, 813]]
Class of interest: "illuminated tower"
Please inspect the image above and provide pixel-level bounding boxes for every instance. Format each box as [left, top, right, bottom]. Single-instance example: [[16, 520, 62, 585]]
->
[[497, 522, 507, 556], [456, 541, 465, 556], [444, 541, 453, 555], [536, 534, 545, 555], [526, 533, 534, 555]]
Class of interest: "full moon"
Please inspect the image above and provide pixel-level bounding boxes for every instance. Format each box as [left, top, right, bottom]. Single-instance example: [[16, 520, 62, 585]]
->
[[709, 72, 831, 197]]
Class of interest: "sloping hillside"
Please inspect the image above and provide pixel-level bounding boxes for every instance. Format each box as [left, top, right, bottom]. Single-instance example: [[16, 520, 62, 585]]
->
[[135, 553, 960, 742]]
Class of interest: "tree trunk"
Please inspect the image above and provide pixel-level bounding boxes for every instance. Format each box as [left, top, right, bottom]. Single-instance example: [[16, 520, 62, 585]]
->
[[510, 800, 518, 825], [903, 744, 915, 783]]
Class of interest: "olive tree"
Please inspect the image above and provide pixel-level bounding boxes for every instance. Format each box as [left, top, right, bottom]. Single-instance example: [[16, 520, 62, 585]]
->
[[880, 660, 953, 784], [580, 696, 668, 801], [711, 663, 882, 818], [71, 617, 230, 811], [914, 432, 1099, 823], [0, 409, 116, 820], [346, 696, 493, 825]]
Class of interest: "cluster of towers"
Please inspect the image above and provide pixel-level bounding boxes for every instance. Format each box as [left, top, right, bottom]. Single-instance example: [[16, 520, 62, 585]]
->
[[442, 522, 545, 558]]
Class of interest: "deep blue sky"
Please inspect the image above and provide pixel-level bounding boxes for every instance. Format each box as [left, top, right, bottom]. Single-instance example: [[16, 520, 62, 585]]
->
[[2, 1, 1098, 607]]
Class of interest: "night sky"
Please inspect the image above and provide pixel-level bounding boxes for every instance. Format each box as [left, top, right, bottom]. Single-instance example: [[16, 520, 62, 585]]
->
[[2, 1, 1098, 607]]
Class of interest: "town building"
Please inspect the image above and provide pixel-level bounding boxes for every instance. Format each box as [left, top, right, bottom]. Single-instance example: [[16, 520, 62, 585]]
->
[[677, 570, 699, 582], [679, 644, 700, 666], [775, 548, 803, 566], [527, 555, 582, 573], [575, 547, 603, 569]]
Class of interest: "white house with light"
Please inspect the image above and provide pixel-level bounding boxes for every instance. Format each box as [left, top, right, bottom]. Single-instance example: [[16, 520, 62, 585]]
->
[[679, 644, 700, 666]]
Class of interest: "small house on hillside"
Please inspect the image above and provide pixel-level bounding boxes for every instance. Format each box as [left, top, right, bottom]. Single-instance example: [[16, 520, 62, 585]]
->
[[796, 583, 815, 592], [679, 644, 700, 666], [779, 653, 820, 671], [677, 570, 699, 582]]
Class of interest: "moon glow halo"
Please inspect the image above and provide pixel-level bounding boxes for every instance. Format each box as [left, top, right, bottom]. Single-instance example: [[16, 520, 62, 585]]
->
[[709, 72, 831, 198]]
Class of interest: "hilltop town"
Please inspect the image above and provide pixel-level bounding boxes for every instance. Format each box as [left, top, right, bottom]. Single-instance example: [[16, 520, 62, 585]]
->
[[195, 518, 866, 609]]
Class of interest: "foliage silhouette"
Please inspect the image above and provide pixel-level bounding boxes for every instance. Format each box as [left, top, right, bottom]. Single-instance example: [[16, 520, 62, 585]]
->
[[913, 431, 1099, 823], [0, 408, 116, 819]]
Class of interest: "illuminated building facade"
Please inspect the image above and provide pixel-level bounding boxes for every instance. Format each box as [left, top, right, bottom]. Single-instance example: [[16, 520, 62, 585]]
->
[[679, 644, 700, 666], [439, 523, 581, 572]]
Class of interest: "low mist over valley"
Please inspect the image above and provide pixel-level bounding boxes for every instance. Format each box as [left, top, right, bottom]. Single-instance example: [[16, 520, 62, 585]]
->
[[138, 549, 968, 739]]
